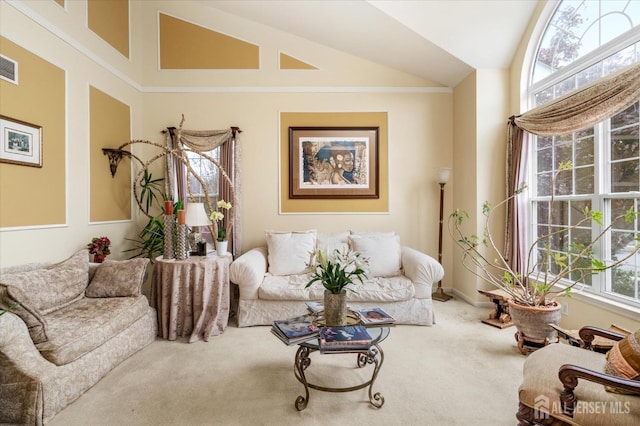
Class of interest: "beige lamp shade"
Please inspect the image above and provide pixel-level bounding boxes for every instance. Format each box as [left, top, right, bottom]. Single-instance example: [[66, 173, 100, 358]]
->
[[184, 202, 211, 226], [437, 168, 451, 184]]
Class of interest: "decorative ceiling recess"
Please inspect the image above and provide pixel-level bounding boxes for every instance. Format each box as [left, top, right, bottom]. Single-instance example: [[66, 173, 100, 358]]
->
[[159, 13, 259, 70], [88, 0, 129, 58], [279, 53, 317, 70]]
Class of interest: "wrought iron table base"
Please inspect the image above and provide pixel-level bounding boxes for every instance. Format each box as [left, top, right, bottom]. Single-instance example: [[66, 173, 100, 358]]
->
[[293, 344, 385, 410]]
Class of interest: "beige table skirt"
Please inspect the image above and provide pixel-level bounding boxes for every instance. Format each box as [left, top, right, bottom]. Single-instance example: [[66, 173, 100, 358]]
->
[[151, 254, 231, 343]]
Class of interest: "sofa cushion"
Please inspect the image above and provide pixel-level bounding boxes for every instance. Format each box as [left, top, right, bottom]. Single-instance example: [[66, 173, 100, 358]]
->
[[266, 230, 316, 276], [86, 258, 149, 298], [0, 249, 89, 315], [259, 274, 414, 302], [259, 274, 324, 300], [604, 328, 640, 394], [349, 233, 402, 277], [35, 295, 150, 365], [0, 284, 48, 343]]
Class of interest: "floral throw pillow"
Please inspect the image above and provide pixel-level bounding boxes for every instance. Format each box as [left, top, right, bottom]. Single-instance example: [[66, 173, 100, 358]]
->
[[85, 258, 149, 298]]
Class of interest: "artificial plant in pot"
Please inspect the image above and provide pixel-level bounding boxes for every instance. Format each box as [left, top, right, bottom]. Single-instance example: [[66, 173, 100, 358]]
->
[[305, 248, 369, 326], [449, 161, 640, 350]]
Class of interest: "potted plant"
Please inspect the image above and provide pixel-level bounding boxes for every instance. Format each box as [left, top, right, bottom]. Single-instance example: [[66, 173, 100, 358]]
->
[[305, 248, 369, 326], [124, 171, 183, 262], [87, 236, 111, 263], [449, 161, 640, 350], [209, 199, 232, 255]]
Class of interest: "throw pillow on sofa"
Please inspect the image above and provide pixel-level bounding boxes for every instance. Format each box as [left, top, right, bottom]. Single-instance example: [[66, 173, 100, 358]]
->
[[317, 232, 350, 254], [266, 230, 316, 276], [86, 258, 150, 298], [348, 233, 402, 277], [0, 249, 89, 315]]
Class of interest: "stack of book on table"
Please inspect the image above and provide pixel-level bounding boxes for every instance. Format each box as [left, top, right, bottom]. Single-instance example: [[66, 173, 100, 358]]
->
[[271, 314, 320, 345], [319, 325, 373, 354]]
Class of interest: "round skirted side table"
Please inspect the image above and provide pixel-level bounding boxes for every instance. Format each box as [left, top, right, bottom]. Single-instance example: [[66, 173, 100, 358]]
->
[[151, 252, 232, 343]]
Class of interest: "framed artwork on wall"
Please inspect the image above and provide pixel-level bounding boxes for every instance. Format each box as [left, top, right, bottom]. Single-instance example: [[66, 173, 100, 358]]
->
[[0, 115, 42, 167], [289, 126, 379, 199]]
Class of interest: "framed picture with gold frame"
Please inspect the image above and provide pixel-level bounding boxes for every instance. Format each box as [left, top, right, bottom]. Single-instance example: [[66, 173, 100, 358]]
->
[[289, 126, 379, 199], [0, 115, 42, 167]]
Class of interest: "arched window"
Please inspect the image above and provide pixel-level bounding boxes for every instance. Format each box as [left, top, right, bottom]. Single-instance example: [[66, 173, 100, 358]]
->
[[528, 0, 640, 306]]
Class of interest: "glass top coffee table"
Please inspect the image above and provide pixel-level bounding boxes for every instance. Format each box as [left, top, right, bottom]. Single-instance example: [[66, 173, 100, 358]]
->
[[293, 326, 390, 411]]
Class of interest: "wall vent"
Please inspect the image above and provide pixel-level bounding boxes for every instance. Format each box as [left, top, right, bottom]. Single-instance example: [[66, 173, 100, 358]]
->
[[0, 55, 18, 84]]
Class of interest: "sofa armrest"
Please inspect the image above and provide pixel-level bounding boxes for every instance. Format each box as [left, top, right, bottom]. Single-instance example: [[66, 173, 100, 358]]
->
[[230, 247, 268, 300], [0, 312, 52, 381], [401, 247, 444, 298]]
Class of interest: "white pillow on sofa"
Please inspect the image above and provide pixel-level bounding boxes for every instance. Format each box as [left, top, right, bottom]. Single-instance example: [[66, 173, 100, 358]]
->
[[266, 230, 316, 276], [349, 233, 402, 277], [317, 232, 349, 254]]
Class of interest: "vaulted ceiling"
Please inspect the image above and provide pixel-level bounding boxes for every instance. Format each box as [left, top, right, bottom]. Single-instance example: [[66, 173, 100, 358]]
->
[[201, 0, 542, 87]]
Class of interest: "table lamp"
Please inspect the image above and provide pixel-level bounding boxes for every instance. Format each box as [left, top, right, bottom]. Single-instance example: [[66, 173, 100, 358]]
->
[[185, 202, 211, 255]]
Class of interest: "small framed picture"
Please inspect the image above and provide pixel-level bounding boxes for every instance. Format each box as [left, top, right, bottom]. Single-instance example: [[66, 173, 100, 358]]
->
[[0, 115, 42, 167]]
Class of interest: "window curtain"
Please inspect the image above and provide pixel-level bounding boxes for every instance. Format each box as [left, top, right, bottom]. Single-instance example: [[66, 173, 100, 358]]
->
[[166, 127, 242, 256], [506, 62, 640, 280]]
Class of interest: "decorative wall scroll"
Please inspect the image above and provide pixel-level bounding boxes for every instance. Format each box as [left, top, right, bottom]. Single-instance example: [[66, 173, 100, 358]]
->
[[289, 126, 379, 199]]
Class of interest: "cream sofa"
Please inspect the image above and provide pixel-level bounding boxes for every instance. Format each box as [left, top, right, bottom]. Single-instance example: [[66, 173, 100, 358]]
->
[[0, 250, 157, 426], [230, 231, 444, 327]]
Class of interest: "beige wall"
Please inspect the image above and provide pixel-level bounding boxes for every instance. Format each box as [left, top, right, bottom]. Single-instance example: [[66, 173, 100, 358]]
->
[[89, 86, 132, 222], [0, 37, 66, 228], [140, 91, 453, 270], [0, 1, 143, 267]]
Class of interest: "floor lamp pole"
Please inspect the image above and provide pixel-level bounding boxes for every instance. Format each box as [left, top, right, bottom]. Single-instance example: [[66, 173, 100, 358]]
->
[[433, 175, 452, 302]]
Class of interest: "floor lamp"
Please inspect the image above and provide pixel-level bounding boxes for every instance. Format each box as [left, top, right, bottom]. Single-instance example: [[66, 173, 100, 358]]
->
[[433, 167, 452, 302]]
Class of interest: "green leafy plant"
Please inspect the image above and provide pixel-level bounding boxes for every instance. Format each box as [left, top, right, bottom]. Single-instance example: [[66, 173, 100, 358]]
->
[[124, 172, 183, 261], [305, 248, 369, 294], [449, 161, 640, 307], [138, 169, 164, 214]]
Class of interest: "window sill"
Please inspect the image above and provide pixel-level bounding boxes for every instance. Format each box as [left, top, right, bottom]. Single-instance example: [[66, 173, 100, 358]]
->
[[564, 288, 640, 322]]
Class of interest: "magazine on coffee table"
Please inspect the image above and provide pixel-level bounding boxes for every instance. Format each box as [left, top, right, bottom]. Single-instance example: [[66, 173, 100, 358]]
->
[[356, 307, 396, 326], [271, 314, 320, 345], [305, 301, 324, 313]]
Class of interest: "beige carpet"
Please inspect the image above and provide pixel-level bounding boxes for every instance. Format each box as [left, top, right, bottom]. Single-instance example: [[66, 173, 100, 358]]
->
[[49, 298, 525, 426]]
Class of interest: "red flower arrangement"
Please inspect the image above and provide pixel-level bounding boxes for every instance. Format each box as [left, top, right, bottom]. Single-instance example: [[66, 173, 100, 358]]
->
[[87, 236, 111, 263]]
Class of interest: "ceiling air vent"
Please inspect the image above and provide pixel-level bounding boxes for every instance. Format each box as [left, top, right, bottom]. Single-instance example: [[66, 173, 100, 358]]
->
[[0, 55, 18, 84]]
